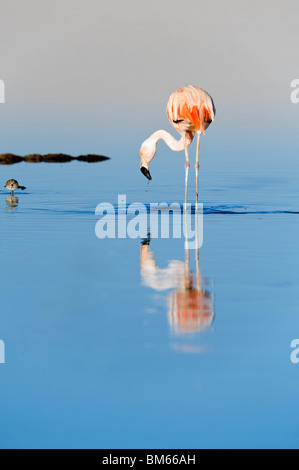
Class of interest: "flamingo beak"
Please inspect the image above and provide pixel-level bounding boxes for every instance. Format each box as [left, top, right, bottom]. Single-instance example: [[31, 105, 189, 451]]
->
[[140, 167, 152, 180]]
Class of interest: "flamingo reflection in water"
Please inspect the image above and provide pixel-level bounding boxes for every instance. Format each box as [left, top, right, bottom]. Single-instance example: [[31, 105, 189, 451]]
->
[[140, 218, 214, 334]]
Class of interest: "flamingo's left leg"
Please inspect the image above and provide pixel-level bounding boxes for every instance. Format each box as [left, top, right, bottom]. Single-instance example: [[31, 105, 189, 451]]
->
[[184, 134, 190, 206], [195, 133, 201, 205]]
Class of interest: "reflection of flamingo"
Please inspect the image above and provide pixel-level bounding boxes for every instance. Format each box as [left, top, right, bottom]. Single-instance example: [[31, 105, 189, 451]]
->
[[140, 237, 214, 334], [167, 250, 213, 334], [140, 85, 215, 203]]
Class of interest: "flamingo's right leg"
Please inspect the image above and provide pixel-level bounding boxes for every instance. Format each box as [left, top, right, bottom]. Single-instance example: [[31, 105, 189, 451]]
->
[[184, 134, 189, 206]]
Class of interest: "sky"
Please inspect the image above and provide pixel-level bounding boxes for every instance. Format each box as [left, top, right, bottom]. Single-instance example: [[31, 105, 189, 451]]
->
[[0, 0, 298, 154]]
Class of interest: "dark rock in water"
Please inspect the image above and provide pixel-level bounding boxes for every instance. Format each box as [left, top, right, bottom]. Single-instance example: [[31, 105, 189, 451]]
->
[[77, 154, 110, 163], [42, 153, 74, 163], [0, 153, 110, 165], [0, 153, 23, 165], [23, 154, 43, 163]]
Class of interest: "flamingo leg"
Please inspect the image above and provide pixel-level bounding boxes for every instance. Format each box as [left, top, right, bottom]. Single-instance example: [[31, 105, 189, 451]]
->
[[195, 133, 200, 205], [184, 134, 189, 206]]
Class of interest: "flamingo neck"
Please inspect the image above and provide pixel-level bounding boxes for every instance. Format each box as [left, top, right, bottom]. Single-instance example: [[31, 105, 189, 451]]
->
[[149, 130, 194, 151]]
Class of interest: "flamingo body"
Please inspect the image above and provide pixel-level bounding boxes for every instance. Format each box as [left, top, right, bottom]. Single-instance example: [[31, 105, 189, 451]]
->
[[166, 85, 215, 135]]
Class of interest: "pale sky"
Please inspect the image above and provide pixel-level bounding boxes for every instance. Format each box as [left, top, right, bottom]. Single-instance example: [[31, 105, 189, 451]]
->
[[0, 0, 298, 152]]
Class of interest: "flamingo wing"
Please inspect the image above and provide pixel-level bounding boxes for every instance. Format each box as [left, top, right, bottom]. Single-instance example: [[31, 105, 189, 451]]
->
[[167, 85, 215, 134]]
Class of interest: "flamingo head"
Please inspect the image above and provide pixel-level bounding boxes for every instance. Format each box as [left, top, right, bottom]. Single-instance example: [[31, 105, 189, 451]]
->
[[141, 166, 152, 180], [140, 139, 156, 180]]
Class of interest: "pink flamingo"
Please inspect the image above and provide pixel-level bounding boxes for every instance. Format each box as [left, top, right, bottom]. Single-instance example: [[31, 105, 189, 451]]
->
[[140, 85, 215, 202]]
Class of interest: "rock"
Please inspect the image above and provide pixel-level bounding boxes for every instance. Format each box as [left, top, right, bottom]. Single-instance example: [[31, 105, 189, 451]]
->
[[0, 153, 110, 165], [0, 153, 23, 165]]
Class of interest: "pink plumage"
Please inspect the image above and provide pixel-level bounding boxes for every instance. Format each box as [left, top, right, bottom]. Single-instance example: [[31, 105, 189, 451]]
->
[[166, 85, 215, 135]]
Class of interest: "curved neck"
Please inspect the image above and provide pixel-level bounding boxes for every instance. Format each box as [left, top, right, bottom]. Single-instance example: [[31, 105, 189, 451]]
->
[[149, 130, 194, 151]]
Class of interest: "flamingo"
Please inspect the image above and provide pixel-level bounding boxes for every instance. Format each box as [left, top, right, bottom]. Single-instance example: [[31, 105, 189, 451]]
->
[[140, 85, 216, 203]]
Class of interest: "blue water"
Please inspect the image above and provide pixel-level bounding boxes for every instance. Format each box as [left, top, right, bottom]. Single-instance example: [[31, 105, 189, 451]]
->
[[0, 133, 299, 449]]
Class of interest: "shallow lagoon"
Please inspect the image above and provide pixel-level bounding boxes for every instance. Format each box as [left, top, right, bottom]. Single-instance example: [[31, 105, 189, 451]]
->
[[0, 132, 299, 449]]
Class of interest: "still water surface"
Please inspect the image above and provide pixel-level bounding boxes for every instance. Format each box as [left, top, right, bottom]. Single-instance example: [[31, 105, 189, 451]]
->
[[0, 140, 298, 448]]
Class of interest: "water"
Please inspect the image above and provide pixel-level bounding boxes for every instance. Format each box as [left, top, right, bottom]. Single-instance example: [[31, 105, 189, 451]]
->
[[0, 137, 299, 449]]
